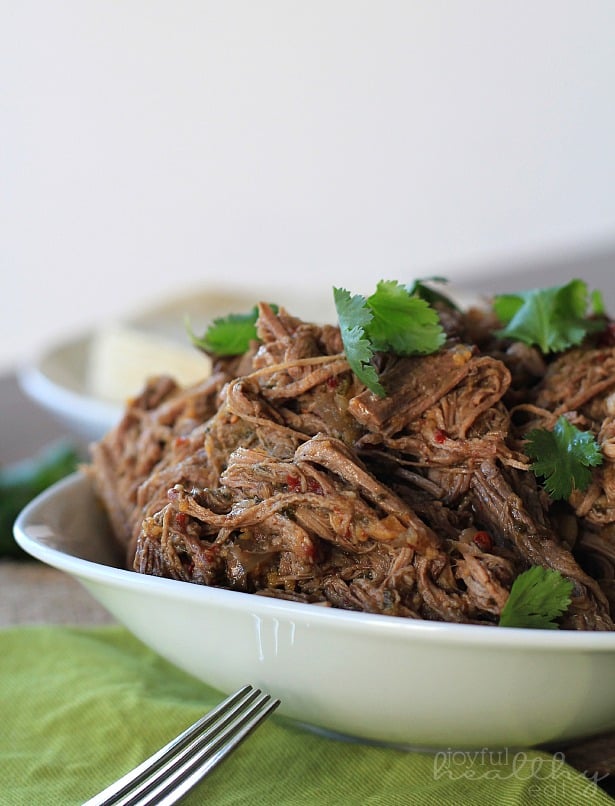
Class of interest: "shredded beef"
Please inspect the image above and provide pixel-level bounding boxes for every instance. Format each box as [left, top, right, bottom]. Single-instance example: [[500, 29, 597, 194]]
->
[[87, 301, 615, 630]]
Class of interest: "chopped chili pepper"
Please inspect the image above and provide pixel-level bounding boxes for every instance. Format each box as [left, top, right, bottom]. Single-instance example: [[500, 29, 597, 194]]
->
[[473, 531, 493, 552], [286, 474, 302, 492], [307, 477, 323, 495]]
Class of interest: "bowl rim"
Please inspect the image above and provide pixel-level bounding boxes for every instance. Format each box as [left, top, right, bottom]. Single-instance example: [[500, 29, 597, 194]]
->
[[16, 284, 342, 442], [17, 338, 122, 432], [14, 471, 615, 652]]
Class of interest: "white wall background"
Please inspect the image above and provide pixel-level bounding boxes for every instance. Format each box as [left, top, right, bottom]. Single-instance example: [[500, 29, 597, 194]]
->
[[2, 1, 615, 373]]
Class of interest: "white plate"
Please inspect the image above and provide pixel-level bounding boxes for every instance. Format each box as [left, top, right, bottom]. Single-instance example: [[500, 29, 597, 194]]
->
[[18, 287, 337, 442], [14, 471, 615, 750]]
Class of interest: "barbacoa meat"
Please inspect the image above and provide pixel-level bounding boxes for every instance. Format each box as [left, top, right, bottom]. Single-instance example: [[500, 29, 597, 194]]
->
[[87, 302, 615, 630]]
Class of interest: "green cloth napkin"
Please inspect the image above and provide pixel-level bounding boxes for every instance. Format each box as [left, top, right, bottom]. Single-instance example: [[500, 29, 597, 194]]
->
[[0, 625, 612, 806]]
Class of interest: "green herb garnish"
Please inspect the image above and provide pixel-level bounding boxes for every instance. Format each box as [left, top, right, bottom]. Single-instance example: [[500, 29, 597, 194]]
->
[[525, 416, 603, 501], [499, 566, 574, 629], [334, 280, 446, 397], [1, 441, 79, 558], [333, 287, 384, 395], [188, 305, 278, 356], [493, 279, 605, 353], [408, 276, 459, 310]]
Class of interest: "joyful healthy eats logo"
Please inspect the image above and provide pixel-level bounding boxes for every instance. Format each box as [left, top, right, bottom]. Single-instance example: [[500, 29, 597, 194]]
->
[[433, 748, 608, 799]]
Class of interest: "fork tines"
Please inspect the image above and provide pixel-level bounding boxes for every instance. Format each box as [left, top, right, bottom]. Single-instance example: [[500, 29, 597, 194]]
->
[[84, 684, 280, 806]]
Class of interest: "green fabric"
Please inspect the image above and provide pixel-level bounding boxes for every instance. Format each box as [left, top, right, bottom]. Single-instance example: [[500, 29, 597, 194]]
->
[[0, 625, 612, 806]]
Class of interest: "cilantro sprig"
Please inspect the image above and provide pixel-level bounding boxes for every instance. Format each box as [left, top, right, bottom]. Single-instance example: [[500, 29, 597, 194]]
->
[[525, 416, 603, 501], [499, 566, 574, 629], [333, 288, 384, 394], [188, 305, 278, 356], [493, 279, 606, 353], [407, 276, 459, 310], [334, 280, 446, 397]]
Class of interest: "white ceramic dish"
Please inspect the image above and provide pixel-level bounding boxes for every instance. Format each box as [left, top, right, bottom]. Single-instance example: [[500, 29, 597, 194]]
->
[[18, 334, 122, 442], [14, 472, 615, 751], [18, 287, 337, 442]]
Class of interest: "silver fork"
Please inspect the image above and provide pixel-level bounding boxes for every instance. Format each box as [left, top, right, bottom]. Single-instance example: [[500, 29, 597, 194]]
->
[[83, 684, 280, 806]]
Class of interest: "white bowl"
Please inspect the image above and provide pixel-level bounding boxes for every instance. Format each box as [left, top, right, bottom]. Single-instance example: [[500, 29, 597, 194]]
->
[[17, 335, 122, 442], [14, 472, 615, 751], [17, 286, 338, 443]]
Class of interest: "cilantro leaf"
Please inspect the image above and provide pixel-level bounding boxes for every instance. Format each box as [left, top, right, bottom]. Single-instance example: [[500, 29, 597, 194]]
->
[[525, 416, 603, 500], [493, 279, 606, 353], [333, 287, 384, 396], [366, 280, 447, 355], [407, 276, 459, 310], [188, 305, 278, 356], [334, 281, 446, 396], [499, 566, 574, 629]]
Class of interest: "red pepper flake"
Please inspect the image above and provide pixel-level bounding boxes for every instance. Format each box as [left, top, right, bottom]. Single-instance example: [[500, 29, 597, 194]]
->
[[473, 531, 492, 552], [175, 436, 189, 448], [434, 428, 448, 444], [286, 474, 302, 492], [307, 478, 323, 495], [327, 376, 339, 389], [175, 512, 188, 529]]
